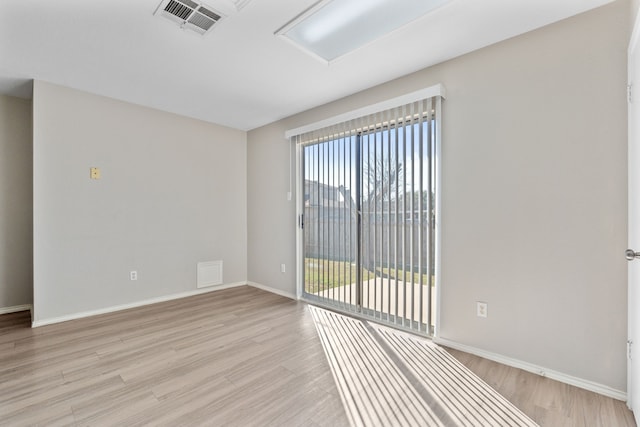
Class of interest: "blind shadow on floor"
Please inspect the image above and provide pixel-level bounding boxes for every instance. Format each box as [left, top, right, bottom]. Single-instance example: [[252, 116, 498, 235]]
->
[[309, 305, 538, 427]]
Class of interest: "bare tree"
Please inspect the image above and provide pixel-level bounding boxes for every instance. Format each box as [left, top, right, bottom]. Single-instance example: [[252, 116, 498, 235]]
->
[[363, 156, 403, 205]]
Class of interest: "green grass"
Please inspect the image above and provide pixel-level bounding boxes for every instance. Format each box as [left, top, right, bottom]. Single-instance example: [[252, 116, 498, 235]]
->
[[304, 257, 434, 294], [304, 258, 373, 294]]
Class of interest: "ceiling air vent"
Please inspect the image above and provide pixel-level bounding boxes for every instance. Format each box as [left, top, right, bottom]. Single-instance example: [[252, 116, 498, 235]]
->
[[155, 0, 223, 35]]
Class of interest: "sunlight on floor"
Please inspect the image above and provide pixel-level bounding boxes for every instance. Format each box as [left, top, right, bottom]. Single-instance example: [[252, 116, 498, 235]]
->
[[310, 306, 538, 427]]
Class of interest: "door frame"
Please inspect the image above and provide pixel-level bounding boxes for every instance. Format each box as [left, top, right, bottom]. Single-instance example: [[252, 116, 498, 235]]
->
[[292, 88, 444, 336], [628, 5, 640, 416]]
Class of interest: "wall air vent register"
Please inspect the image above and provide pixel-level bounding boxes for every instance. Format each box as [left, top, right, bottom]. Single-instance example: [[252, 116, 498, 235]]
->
[[155, 0, 223, 35]]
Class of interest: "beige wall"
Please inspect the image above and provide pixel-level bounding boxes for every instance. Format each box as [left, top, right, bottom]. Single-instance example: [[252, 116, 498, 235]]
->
[[33, 81, 247, 322], [248, 1, 629, 392], [0, 95, 32, 309]]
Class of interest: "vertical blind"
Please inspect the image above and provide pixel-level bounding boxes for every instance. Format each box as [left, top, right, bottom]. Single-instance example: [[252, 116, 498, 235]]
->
[[292, 89, 442, 336]]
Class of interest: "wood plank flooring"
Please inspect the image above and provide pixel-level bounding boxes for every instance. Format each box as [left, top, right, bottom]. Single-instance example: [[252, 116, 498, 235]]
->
[[0, 285, 635, 426], [446, 348, 636, 427]]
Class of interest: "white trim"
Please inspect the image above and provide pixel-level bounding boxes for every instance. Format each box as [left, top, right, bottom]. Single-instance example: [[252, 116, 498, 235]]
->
[[284, 84, 447, 139], [0, 304, 32, 315], [434, 337, 627, 402], [626, 5, 640, 414], [273, 0, 332, 64], [275, 33, 330, 65], [247, 281, 298, 300], [274, 0, 331, 36], [31, 282, 246, 328], [630, 5, 640, 56], [295, 141, 304, 300], [433, 96, 443, 338]]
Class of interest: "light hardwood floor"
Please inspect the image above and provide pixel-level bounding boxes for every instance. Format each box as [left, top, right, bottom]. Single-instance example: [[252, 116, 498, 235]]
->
[[0, 285, 635, 426], [446, 349, 635, 427]]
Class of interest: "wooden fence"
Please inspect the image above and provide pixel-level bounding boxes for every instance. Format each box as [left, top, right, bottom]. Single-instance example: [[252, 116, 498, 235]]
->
[[304, 206, 432, 272]]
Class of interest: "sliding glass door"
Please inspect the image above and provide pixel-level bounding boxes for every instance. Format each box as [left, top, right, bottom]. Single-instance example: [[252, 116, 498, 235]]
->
[[298, 97, 439, 336]]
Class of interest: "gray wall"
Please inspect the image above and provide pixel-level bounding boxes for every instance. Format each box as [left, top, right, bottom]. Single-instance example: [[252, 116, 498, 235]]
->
[[0, 95, 32, 309], [247, 1, 629, 392], [247, 123, 296, 295], [33, 81, 247, 322]]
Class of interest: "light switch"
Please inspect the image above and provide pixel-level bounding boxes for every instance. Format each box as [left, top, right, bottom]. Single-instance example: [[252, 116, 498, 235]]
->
[[90, 167, 101, 180]]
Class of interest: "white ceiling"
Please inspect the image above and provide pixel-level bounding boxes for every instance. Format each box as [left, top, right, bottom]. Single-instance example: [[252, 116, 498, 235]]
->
[[0, 0, 615, 131]]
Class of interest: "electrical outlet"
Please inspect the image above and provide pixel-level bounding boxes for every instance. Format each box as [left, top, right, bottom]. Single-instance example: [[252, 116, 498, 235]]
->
[[477, 301, 488, 318], [281, 264, 286, 273], [130, 271, 137, 281]]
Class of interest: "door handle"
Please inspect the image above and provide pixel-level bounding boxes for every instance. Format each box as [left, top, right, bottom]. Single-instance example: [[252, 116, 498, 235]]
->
[[626, 249, 640, 261]]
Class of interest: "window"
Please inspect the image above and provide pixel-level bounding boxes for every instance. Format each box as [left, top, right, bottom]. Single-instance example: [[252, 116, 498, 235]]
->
[[289, 86, 443, 335]]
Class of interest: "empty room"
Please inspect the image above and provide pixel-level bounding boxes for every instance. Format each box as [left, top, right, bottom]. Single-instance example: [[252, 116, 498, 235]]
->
[[1, 0, 639, 425]]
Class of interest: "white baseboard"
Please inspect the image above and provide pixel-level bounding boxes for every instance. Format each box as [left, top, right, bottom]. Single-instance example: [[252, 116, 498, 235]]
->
[[247, 281, 297, 300], [31, 281, 247, 328], [0, 304, 32, 315], [434, 336, 627, 402]]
